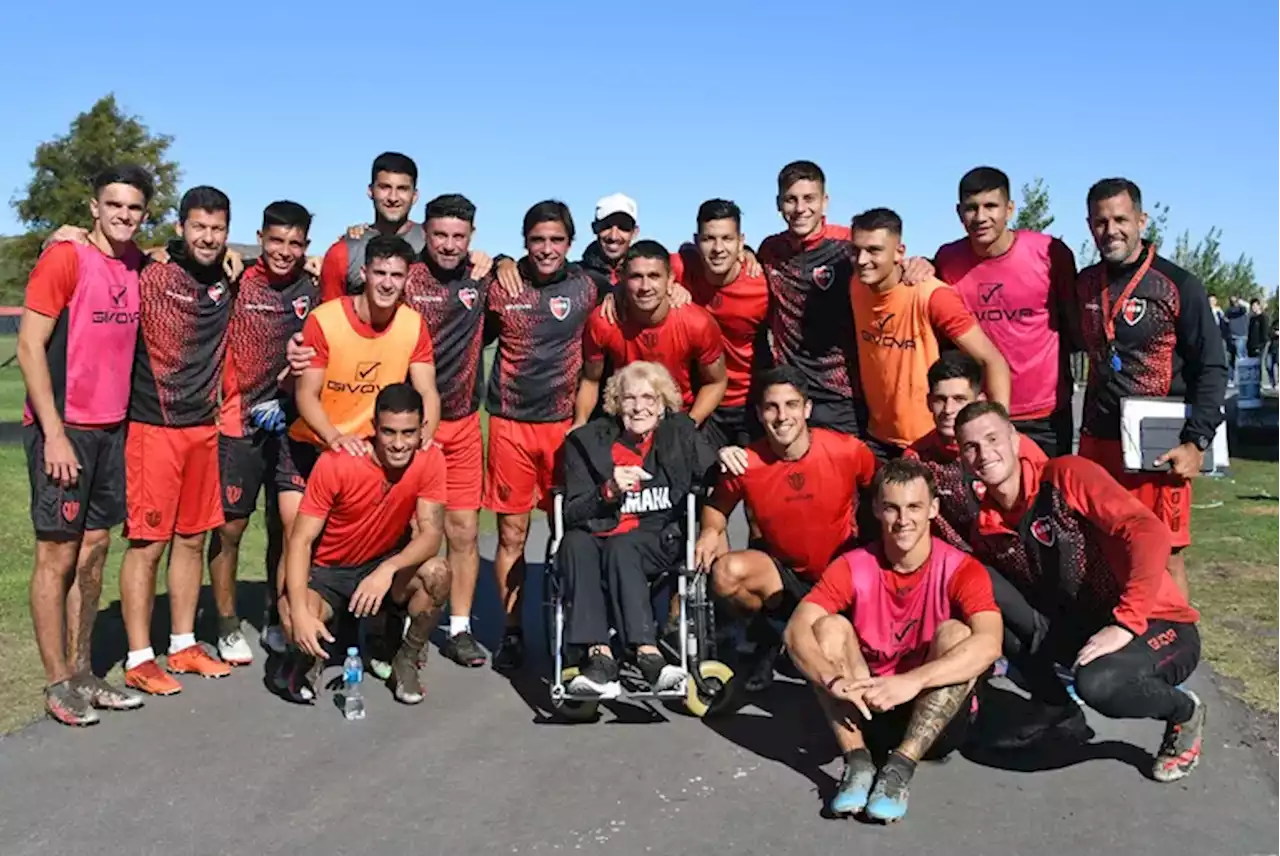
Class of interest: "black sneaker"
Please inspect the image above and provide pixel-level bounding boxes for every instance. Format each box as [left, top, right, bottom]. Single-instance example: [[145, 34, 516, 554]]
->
[[443, 631, 488, 667], [493, 629, 525, 672], [741, 642, 780, 693], [286, 653, 324, 703], [636, 651, 667, 689], [1153, 689, 1206, 783], [568, 651, 621, 699], [986, 699, 1094, 751]]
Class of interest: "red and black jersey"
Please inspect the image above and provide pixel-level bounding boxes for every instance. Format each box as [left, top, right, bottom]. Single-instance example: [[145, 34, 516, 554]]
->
[[970, 455, 1199, 637], [1075, 243, 1228, 445], [130, 242, 234, 427], [405, 258, 488, 422], [485, 261, 597, 423], [220, 261, 318, 438], [757, 222, 859, 406], [671, 247, 770, 409], [905, 430, 1047, 551]]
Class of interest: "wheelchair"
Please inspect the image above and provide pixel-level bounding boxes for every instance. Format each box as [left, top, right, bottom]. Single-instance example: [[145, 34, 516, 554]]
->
[[542, 489, 736, 722]]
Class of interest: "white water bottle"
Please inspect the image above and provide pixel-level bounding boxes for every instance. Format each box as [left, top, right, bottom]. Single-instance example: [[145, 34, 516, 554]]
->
[[342, 647, 366, 720]]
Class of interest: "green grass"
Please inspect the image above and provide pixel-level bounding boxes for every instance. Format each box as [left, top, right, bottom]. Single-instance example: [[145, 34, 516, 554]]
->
[[0, 335, 25, 423]]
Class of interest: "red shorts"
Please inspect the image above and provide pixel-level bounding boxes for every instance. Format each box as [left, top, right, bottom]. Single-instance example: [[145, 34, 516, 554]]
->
[[435, 412, 484, 512], [125, 422, 224, 540], [483, 416, 569, 515], [1078, 435, 1191, 548]]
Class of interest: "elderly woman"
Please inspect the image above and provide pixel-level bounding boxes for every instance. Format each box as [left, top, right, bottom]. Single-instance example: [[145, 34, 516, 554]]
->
[[558, 361, 719, 697]]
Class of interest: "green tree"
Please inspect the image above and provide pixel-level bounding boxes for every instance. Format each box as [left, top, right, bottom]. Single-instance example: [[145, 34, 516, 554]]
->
[[1170, 227, 1261, 302], [0, 94, 181, 302], [1013, 177, 1054, 233]]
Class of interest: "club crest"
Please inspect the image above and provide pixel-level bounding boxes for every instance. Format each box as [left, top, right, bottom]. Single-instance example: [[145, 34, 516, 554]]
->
[[61, 500, 80, 522], [292, 295, 311, 319], [1030, 517, 1055, 547], [458, 286, 479, 311], [1121, 297, 1146, 326], [207, 282, 227, 304], [225, 485, 242, 505], [640, 331, 660, 349], [812, 265, 833, 290], [549, 296, 571, 321], [971, 480, 987, 501], [787, 472, 806, 491]]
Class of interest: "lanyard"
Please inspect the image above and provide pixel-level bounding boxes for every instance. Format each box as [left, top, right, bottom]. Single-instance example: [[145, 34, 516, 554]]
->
[[1099, 243, 1154, 345]]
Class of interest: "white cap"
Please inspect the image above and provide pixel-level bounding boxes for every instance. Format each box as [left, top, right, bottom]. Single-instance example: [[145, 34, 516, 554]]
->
[[594, 193, 638, 223]]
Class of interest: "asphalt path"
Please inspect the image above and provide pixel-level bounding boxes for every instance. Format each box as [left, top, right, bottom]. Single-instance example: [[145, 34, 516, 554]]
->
[[0, 511, 1276, 856]]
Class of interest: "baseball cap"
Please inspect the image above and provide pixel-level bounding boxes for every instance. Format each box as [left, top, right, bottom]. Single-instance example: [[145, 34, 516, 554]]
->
[[594, 193, 638, 224]]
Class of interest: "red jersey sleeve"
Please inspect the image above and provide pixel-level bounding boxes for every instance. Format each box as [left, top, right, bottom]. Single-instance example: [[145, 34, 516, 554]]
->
[[946, 555, 999, 619], [415, 445, 448, 505], [300, 314, 330, 369], [410, 314, 434, 364], [710, 469, 745, 516], [582, 313, 611, 365], [24, 243, 80, 318], [802, 556, 856, 615], [1046, 457, 1172, 635], [691, 307, 724, 365], [927, 284, 978, 340], [844, 435, 879, 487], [319, 241, 349, 303], [298, 453, 342, 520]]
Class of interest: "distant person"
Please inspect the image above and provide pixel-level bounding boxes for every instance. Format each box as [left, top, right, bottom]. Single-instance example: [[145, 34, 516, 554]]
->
[[1246, 298, 1269, 360], [284, 384, 450, 705], [784, 458, 1001, 822], [20, 164, 153, 725], [956, 402, 1205, 783], [1270, 309, 1279, 388], [1072, 178, 1227, 598], [934, 166, 1080, 457], [848, 207, 1010, 461], [1225, 295, 1249, 382]]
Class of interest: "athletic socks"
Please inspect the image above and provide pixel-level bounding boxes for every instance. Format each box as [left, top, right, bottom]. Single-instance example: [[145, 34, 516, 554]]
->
[[449, 615, 471, 637], [169, 633, 196, 655], [125, 648, 156, 670]]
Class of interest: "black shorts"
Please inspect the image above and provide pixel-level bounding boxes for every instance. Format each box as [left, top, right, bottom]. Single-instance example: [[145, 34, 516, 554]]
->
[[748, 539, 814, 617], [1014, 408, 1073, 459], [308, 557, 388, 617], [276, 436, 320, 494], [219, 433, 280, 519], [861, 679, 982, 761], [25, 423, 126, 536], [704, 405, 761, 449], [807, 398, 865, 437]]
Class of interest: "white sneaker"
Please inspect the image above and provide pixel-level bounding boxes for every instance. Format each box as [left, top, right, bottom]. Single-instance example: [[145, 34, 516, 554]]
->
[[260, 625, 288, 655], [567, 673, 621, 700], [218, 629, 254, 666], [654, 665, 687, 693]]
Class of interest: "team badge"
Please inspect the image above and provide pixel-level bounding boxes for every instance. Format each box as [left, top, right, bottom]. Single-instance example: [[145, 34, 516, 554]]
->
[[971, 480, 987, 501], [225, 485, 242, 505], [549, 296, 571, 321], [292, 295, 311, 319], [1030, 517, 1055, 547], [710, 293, 724, 310], [207, 283, 227, 304], [1121, 297, 1146, 326], [812, 265, 833, 290], [641, 331, 659, 349], [61, 500, 80, 522], [787, 472, 806, 491], [458, 287, 478, 311], [145, 509, 162, 528]]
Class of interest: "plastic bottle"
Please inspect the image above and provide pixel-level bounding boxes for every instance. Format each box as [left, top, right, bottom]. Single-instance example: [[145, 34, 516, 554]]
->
[[342, 646, 366, 720]]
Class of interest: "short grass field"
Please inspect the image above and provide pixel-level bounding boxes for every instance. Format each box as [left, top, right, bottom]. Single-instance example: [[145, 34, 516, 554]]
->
[[0, 335, 1274, 731]]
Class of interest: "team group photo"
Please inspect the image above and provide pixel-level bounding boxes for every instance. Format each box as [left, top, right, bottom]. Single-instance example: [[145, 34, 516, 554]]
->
[[0, 3, 1275, 853]]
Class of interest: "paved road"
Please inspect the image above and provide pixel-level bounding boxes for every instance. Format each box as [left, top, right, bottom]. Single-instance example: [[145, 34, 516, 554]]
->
[[1, 514, 1276, 856]]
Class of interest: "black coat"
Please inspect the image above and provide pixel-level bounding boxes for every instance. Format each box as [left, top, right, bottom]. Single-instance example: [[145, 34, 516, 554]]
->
[[562, 412, 719, 534]]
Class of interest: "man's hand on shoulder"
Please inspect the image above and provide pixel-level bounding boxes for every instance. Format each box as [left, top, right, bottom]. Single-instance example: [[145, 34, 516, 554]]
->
[[329, 434, 372, 457], [718, 445, 749, 477], [901, 256, 936, 285], [468, 250, 493, 280], [42, 225, 90, 252], [496, 257, 522, 297]]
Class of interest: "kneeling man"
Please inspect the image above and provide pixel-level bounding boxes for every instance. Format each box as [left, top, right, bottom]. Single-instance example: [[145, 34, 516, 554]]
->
[[785, 459, 1002, 822], [286, 383, 451, 704]]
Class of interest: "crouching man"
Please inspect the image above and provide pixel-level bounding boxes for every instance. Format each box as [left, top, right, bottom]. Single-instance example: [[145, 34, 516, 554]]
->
[[285, 383, 451, 704], [784, 459, 1002, 822]]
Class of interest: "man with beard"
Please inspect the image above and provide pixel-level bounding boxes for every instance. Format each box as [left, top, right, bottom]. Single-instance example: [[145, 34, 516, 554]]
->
[[956, 401, 1205, 783], [118, 187, 237, 696], [694, 367, 878, 692], [575, 239, 728, 427], [670, 199, 770, 448], [402, 194, 494, 667], [319, 152, 492, 301], [934, 167, 1079, 457], [210, 201, 319, 662], [484, 201, 598, 671], [21, 165, 153, 725], [1073, 178, 1227, 598]]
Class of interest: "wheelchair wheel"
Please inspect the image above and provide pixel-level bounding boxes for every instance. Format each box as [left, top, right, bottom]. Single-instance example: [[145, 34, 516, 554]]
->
[[552, 667, 600, 723], [684, 660, 734, 719]]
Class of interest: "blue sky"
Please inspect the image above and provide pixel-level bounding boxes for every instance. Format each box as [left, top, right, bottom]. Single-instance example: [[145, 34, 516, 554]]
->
[[1, 2, 1276, 281]]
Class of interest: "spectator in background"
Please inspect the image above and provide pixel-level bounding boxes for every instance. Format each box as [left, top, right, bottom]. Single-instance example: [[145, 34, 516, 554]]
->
[[1225, 295, 1249, 383], [1269, 307, 1279, 388], [1246, 298, 1269, 359]]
